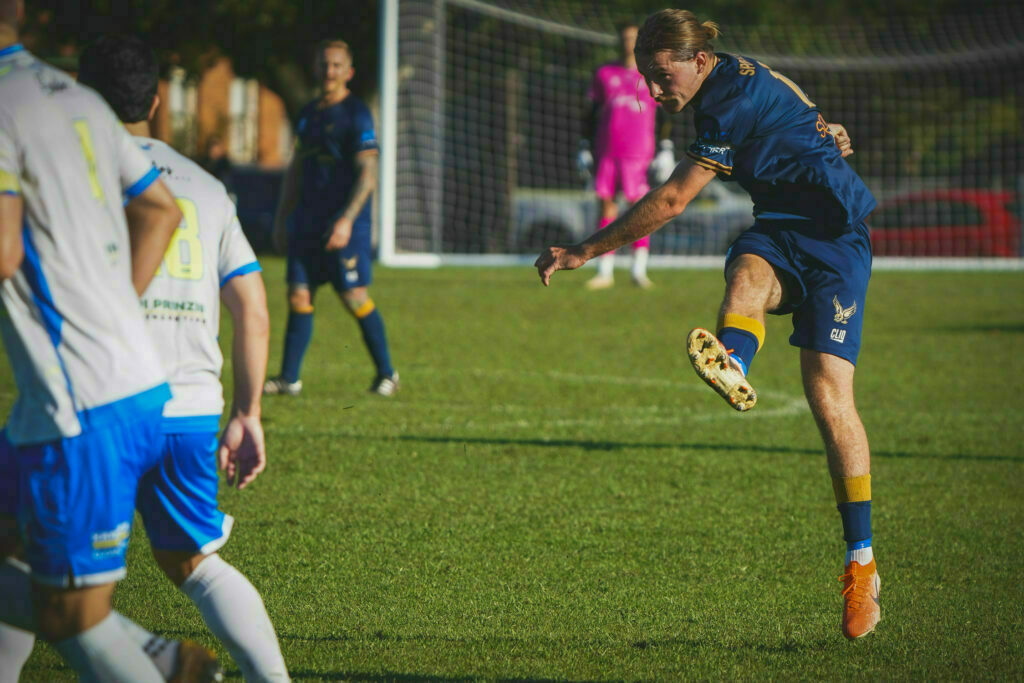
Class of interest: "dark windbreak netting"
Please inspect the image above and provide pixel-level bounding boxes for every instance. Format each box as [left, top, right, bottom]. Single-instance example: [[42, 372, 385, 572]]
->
[[394, 0, 1024, 263]]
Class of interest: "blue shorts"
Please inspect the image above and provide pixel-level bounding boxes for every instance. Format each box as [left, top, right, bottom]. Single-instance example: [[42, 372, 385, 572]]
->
[[136, 431, 233, 554], [725, 220, 872, 365], [287, 220, 373, 293], [2, 407, 165, 587]]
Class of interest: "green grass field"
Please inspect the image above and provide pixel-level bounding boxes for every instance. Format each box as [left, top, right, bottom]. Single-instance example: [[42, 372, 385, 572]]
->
[[12, 260, 1024, 681]]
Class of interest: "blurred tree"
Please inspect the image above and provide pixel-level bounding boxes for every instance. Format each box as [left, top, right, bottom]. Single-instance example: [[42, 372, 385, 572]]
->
[[20, 0, 379, 118], [17, 0, 1020, 181]]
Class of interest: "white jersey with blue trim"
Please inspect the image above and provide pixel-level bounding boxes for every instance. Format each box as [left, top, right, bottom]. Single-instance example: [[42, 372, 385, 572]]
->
[[0, 46, 169, 445], [136, 138, 260, 427]]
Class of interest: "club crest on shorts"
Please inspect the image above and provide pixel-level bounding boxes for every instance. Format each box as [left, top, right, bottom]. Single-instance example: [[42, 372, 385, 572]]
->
[[832, 295, 857, 324]]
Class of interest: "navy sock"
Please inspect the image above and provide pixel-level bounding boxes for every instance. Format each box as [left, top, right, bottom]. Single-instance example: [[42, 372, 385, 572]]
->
[[837, 501, 872, 550], [281, 310, 313, 382], [357, 308, 394, 377], [717, 327, 759, 374]]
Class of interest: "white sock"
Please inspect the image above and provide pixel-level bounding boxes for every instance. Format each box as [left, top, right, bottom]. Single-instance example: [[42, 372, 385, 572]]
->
[[115, 612, 180, 679], [181, 554, 289, 682], [846, 545, 874, 566], [0, 622, 35, 683], [597, 253, 614, 279], [631, 247, 649, 279], [53, 612, 164, 682]]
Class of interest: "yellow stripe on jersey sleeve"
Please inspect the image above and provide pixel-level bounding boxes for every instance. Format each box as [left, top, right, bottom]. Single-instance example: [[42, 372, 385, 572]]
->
[[686, 151, 732, 175], [0, 169, 20, 194]]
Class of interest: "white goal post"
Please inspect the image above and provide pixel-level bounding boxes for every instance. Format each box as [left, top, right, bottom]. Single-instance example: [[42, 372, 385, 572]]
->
[[378, 0, 1024, 270]]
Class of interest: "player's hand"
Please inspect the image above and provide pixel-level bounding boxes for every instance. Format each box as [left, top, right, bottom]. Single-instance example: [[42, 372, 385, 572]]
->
[[828, 123, 854, 158], [648, 139, 676, 185], [218, 414, 266, 490], [576, 141, 594, 181], [535, 244, 587, 287], [325, 216, 353, 251]]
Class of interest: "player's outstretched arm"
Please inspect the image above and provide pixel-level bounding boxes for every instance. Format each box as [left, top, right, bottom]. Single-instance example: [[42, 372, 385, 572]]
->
[[0, 194, 24, 280], [219, 271, 270, 489], [827, 122, 854, 158], [125, 178, 181, 295], [535, 160, 717, 286]]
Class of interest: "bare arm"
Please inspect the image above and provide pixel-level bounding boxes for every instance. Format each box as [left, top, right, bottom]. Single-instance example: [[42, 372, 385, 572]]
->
[[219, 270, 270, 489], [341, 150, 378, 222], [0, 194, 24, 280], [325, 150, 378, 251], [272, 153, 302, 253], [535, 160, 717, 286], [125, 178, 181, 295]]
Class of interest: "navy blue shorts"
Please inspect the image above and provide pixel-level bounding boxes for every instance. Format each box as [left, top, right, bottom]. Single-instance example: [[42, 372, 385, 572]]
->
[[725, 220, 872, 365], [286, 220, 373, 293]]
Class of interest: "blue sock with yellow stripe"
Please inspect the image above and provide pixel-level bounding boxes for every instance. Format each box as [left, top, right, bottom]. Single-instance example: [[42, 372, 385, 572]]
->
[[352, 299, 394, 378], [834, 473, 873, 564], [281, 306, 313, 383], [717, 313, 765, 376]]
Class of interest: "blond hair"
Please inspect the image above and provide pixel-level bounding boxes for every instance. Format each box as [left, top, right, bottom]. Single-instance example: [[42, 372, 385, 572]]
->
[[317, 39, 353, 63], [636, 10, 720, 63]]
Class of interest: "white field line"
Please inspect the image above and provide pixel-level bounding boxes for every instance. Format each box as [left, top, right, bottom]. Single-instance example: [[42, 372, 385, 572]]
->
[[353, 367, 811, 427], [477, 394, 809, 430]]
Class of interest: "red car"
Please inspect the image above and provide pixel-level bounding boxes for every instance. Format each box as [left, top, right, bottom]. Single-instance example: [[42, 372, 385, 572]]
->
[[868, 189, 1021, 257]]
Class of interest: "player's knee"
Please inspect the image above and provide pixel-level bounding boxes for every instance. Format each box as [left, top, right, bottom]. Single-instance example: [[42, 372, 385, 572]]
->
[[152, 549, 206, 587], [33, 582, 115, 642], [287, 288, 313, 313], [725, 256, 782, 312], [342, 288, 373, 317]]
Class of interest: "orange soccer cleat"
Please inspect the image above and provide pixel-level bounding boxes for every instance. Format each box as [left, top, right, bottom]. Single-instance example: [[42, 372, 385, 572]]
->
[[839, 558, 881, 639]]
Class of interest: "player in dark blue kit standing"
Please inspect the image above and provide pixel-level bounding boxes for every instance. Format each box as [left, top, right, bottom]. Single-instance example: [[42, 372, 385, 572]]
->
[[266, 39, 398, 397], [536, 9, 880, 640]]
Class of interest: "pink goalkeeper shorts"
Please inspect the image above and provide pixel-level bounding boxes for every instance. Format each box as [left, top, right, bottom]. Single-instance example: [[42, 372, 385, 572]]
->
[[594, 156, 650, 202]]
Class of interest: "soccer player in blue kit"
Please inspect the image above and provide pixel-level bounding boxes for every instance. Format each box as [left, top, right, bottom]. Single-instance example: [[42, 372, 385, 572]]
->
[[265, 39, 398, 397], [536, 9, 880, 639]]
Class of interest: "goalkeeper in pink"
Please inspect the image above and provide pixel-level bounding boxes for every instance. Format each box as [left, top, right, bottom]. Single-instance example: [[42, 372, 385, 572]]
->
[[577, 19, 675, 289]]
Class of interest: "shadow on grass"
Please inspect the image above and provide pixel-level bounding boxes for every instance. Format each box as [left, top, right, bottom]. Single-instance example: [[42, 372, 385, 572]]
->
[[334, 432, 1023, 463], [288, 674, 594, 682], [279, 632, 832, 680], [288, 673, 595, 682], [29, 631, 830, 682]]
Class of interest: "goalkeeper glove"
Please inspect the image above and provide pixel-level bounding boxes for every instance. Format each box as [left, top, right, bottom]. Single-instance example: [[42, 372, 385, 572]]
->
[[576, 140, 594, 181], [648, 139, 676, 185]]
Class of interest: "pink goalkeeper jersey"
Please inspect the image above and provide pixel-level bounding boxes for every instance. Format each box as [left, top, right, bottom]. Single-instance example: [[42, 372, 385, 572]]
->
[[588, 62, 657, 161]]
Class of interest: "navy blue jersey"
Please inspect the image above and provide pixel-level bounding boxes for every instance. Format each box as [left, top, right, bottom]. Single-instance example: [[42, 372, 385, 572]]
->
[[293, 95, 378, 233], [686, 53, 876, 234]]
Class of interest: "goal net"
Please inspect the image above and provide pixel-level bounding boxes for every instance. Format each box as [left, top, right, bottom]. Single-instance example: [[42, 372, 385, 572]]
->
[[380, 0, 1024, 269]]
